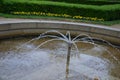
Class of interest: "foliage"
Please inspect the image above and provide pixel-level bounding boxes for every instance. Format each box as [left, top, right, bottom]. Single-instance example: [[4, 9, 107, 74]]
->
[[1, 0, 120, 21], [12, 11, 104, 21], [50, 0, 120, 5]]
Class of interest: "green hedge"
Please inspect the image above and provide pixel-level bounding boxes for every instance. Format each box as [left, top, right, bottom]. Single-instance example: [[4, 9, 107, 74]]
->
[[1, 1, 120, 21], [0, 0, 3, 12], [50, 0, 120, 5]]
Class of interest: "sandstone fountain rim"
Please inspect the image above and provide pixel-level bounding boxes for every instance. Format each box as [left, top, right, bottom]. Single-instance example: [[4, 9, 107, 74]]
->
[[0, 20, 120, 45], [0, 20, 120, 32]]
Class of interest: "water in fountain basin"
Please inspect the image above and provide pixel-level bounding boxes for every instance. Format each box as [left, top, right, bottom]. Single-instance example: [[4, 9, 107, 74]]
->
[[0, 30, 120, 80]]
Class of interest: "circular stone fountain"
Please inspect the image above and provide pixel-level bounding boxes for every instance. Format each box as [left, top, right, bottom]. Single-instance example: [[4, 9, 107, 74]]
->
[[0, 19, 120, 80]]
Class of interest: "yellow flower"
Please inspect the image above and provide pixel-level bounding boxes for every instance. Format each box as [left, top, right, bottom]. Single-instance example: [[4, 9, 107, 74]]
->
[[73, 16, 82, 19]]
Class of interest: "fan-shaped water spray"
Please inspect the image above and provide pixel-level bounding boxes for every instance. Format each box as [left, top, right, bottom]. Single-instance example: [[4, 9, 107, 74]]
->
[[23, 30, 120, 80]]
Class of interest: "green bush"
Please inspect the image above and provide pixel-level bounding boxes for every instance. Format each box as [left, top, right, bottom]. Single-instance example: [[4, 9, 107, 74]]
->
[[50, 0, 120, 5], [1, 0, 120, 21], [0, 0, 3, 12]]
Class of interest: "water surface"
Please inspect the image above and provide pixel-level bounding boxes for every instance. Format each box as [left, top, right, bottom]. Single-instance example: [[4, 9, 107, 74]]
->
[[0, 37, 120, 80]]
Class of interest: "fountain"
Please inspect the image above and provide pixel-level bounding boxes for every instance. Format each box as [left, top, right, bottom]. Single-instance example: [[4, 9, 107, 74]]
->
[[32, 30, 120, 79], [0, 30, 120, 80]]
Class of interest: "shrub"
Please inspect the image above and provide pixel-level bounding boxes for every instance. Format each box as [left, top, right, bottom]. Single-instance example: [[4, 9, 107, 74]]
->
[[1, 0, 120, 21], [50, 0, 120, 5]]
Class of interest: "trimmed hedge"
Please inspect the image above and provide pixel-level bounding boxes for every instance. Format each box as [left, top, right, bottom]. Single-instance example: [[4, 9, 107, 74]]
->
[[0, 0, 3, 12], [50, 0, 120, 5], [1, 1, 120, 21]]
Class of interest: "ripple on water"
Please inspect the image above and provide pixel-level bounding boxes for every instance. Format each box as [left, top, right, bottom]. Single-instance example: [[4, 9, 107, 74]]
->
[[0, 38, 120, 80]]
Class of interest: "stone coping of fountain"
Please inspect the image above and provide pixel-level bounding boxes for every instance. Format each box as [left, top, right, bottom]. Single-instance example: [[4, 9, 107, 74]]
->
[[0, 19, 120, 45]]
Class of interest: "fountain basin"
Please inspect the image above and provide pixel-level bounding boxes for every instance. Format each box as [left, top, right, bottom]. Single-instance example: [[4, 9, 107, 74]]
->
[[0, 19, 120, 80], [0, 19, 120, 45], [0, 37, 120, 80]]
